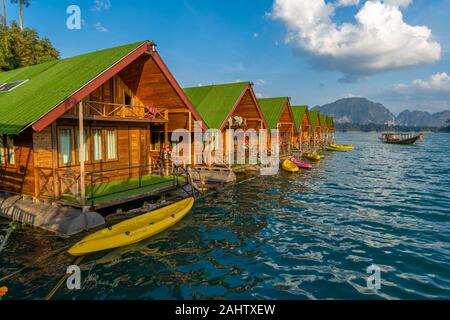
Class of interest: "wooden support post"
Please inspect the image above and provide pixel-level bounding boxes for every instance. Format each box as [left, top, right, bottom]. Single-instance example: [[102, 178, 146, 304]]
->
[[164, 109, 169, 176], [164, 110, 169, 144], [78, 101, 86, 209], [51, 122, 60, 201], [188, 111, 192, 166], [228, 122, 232, 168]]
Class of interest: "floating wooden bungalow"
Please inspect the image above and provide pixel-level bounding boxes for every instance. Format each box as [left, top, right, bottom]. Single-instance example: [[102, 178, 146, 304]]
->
[[327, 116, 335, 144], [257, 97, 296, 154], [0, 41, 205, 210], [291, 105, 311, 151], [308, 110, 322, 147], [320, 114, 329, 145], [183, 81, 267, 170]]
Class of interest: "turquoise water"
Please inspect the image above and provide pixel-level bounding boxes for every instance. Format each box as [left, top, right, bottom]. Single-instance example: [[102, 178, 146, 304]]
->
[[1, 132, 450, 299]]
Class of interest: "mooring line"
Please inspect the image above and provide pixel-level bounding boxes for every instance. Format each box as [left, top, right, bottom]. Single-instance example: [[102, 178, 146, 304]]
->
[[0, 244, 73, 282], [44, 256, 84, 301], [0, 228, 13, 253]]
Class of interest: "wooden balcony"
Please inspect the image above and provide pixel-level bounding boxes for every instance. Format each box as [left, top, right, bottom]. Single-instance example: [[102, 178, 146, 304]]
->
[[34, 164, 187, 209], [61, 101, 169, 123]]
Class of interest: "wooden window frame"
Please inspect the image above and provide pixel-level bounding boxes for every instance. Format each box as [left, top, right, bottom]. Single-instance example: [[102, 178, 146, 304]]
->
[[0, 135, 17, 167], [74, 127, 91, 166], [150, 130, 164, 152], [91, 126, 119, 164], [104, 127, 119, 162], [57, 126, 76, 167], [6, 136, 16, 166], [91, 127, 104, 163], [0, 135, 6, 166]]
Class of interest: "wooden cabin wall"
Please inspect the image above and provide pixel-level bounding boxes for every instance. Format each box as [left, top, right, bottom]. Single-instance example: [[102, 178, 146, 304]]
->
[[279, 104, 292, 123], [118, 55, 193, 132], [0, 129, 35, 196], [31, 119, 172, 200], [54, 119, 148, 171], [301, 115, 311, 147], [65, 75, 146, 118], [232, 90, 263, 128]]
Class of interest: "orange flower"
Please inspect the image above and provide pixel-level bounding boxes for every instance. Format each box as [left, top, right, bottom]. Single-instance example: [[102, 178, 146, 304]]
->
[[0, 286, 8, 297]]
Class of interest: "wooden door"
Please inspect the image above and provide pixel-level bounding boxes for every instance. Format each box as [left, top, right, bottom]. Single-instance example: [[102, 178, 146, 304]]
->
[[129, 127, 146, 168]]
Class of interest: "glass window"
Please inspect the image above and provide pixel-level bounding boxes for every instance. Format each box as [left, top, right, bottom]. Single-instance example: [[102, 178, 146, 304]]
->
[[106, 128, 117, 160], [92, 128, 103, 161], [76, 128, 89, 162], [7, 136, 15, 165], [59, 128, 72, 165], [0, 136, 5, 164]]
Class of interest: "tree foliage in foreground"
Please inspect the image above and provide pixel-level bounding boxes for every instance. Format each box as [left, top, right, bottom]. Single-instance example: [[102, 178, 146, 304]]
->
[[0, 20, 59, 71]]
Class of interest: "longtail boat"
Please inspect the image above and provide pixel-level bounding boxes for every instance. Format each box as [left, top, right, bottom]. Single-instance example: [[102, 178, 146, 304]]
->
[[380, 133, 424, 145]]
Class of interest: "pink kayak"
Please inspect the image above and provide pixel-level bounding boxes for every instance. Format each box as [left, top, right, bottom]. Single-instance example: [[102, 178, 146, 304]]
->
[[290, 157, 313, 169]]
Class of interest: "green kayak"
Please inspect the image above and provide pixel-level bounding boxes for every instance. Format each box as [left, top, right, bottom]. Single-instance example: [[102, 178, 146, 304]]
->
[[326, 146, 348, 152]]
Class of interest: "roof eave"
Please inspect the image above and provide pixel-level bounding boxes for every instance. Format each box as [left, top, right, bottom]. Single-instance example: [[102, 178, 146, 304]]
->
[[30, 41, 153, 133], [219, 82, 268, 131]]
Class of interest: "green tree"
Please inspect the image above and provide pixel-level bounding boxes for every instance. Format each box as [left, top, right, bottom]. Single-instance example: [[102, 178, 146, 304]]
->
[[0, 20, 59, 71], [1, 0, 6, 28], [10, 0, 29, 32]]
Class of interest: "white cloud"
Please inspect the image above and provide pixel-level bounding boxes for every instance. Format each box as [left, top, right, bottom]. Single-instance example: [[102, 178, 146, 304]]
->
[[255, 92, 264, 99], [270, 0, 441, 78], [336, 0, 360, 7], [383, 0, 412, 8], [94, 22, 108, 32], [393, 72, 450, 93], [219, 63, 244, 74], [412, 72, 450, 91], [376, 72, 450, 113], [343, 92, 356, 98], [92, 0, 111, 12], [254, 79, 266, 86]]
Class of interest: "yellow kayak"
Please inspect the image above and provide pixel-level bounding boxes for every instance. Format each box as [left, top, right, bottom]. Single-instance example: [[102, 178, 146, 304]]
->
[[304, 153, 321, 161], [282, 159, 299, 173], [330, 143, 353, 150], [68, 198, 195, 256]]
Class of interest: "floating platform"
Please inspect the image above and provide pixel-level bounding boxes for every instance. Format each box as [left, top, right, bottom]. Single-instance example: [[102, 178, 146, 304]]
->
[[194, 166, 237, 183], [0, 192, 105, 237]]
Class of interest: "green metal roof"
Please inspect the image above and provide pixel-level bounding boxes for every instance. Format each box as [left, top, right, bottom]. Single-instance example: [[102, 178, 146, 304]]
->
[[183, 82, 249, 129], [309, 110, 321, 131], [291, 105, 309, 131], [327, 116, 334, 129], [0, 41, 146, 135], [320, 114, 328, 131], [257, 97, 289, 130]]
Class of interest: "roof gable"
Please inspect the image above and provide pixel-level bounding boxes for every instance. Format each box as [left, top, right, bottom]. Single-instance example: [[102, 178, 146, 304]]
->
[[183, 82, 249, 129], [0, 41, 147, 135], [291, 105, 309, 130], [309, 110, 321, 130], [320, 114, 328, 130], [257, 97, 290, 130], [327, 116, 334, 129]]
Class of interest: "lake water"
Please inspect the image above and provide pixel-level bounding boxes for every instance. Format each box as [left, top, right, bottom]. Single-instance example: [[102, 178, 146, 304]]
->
[[1, 132, 450, 300]]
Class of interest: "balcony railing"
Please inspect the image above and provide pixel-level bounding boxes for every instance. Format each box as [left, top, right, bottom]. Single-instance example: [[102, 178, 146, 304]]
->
[[62, 101, 169, 123], [34, 163, 186, 209]]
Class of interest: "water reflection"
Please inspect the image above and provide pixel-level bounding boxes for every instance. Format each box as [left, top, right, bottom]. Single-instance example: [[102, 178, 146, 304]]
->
[[1, 133, 450, 299]]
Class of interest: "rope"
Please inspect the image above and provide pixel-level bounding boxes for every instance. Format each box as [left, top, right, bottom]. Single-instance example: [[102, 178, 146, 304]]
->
[[0, 229, 13, 253], [0, 244, 72, 282], [44, 256, 84, 300]]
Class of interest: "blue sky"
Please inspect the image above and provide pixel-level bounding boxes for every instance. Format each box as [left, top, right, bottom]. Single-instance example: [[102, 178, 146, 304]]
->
[[3, 0, 450, 114]]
